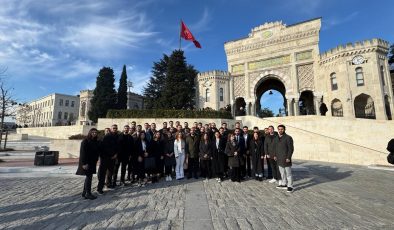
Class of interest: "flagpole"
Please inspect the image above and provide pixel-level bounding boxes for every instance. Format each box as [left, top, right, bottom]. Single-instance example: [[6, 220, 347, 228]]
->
[[179, 19, 182, 50]]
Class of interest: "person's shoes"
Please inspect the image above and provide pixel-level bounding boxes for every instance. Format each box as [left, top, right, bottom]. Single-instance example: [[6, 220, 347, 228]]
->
[[85, 194, 97, 200], [276, 185, 287, 189], [168, 176, 172, 181], [287, 187, 294, 193], [204, 178, 209, 182], [218, 178, 221, 183], [97, 190, 104, 195], [269, 179, 277, 183], [258, 177, 263, 181], [81, 192, 86, 198]]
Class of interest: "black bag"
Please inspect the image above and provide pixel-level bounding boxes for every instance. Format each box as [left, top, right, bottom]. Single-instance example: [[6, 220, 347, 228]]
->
[[387, 152, 394, 165], [144, 157, 156, 169], [387, 139, 394, 153], [164, 156, 176, 166]]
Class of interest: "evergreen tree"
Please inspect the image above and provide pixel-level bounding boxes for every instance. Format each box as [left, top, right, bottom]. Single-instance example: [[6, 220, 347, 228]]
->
[[117, 65, 128, 109], [161, 50, 198, 109], [88, 67, 117, 122], [143, 54, 169, 109], [388, 44, 394, 67]]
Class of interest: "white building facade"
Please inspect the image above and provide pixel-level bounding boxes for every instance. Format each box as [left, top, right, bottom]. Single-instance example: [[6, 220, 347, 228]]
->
[[16, 93, 80, 127]]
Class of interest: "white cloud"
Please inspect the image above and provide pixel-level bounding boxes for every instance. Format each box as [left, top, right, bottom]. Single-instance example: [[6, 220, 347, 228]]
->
[[323, 12, 359, 30]]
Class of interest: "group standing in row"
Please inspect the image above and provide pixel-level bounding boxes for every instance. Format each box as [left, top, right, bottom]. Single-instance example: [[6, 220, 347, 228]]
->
[[76, 121, 294, 200]]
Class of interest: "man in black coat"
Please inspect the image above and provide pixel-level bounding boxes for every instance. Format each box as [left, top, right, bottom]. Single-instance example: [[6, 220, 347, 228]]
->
[[97, 124, 119, 193], [242, 126, 252, 178], [273, 125, 294, 193], [113, 125, 134, 186]]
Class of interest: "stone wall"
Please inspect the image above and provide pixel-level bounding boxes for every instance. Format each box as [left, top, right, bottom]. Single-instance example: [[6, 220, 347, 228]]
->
[[49, 139, 82, 158], [16, 125, 96, 139], [97, 118, 239, 130], [239, 115, 392, 166]]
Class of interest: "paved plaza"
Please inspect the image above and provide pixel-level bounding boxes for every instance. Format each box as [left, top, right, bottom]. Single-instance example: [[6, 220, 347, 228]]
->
[[0, 161, 394, 229]]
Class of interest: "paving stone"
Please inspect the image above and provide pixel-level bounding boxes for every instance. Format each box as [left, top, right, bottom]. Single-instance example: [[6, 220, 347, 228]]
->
[[1, 161, 394, 229]]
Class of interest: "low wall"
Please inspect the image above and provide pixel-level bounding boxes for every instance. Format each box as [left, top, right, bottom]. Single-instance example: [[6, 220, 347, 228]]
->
[[97, 118, 239, 130], [16, 125, 96, 139], [239, 116, 392, 166], [49, 139, 82, 158], [7, 134, 28, 141]]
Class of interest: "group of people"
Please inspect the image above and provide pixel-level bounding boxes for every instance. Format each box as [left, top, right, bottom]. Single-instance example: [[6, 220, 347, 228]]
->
[[76, 121, 294, 200]]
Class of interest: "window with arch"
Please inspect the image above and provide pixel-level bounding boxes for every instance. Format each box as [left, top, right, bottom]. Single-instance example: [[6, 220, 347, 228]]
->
[[205, 88, 210, 102], [219, 88, 224, 101], [380, 65, 385, 86], [355, 67, 364, 86], [330, 72, 338, 90]]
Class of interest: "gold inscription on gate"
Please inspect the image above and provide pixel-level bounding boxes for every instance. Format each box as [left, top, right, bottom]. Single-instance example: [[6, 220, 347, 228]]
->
[[248, 55, 291, 70], [296, 50, 313, 61], [231, 64, 245, 73]]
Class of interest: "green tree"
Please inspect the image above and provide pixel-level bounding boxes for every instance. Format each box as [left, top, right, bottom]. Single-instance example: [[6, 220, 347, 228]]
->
[[143, 54, 169, 109], [388, 44, 394, 66], [88, 67, 117, 122], [161, 50, 198, 109], [258, 107, 274, 118], [117, 65, 128, 109]]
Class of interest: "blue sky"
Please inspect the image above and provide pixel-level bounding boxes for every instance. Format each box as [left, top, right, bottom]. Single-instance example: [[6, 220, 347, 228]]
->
[[1, 0, 393, 114]]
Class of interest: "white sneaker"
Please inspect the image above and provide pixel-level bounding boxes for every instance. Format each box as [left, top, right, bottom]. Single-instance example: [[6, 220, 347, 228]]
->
[[204, 178, 209, 182], [165, 176, 169, 181], [168, 176, 172, 181], [218, 178, 221, 183], [269, 179, 277, 183]]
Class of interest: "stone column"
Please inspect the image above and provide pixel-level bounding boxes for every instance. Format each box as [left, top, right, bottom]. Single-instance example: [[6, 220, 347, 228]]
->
[[314, 96, 320, 115], [294, 99, 300, 116], [245, 103, 249, 116], [286, 98, 293, 116]]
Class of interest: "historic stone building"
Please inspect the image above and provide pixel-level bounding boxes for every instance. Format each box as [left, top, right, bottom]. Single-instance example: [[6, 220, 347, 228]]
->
[[16, 93, 80, 127], [197, 18, 393, 120]]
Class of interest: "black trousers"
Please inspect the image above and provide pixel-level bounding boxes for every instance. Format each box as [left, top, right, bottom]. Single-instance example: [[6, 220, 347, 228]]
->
[[266, 157, 272, 178], [83, 173, 93, 195], [200, 160, 211, 178], [165, 165, 174, 176], [113, 159, 128, 183], [188, 158, 199, 179], [231, 167, 241, 182], [269, 158, 281, 180], [241, 155, 251, 178], [97, 158, 115, 191]]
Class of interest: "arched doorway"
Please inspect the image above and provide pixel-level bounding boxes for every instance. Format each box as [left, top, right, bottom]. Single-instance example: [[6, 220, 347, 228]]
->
[[354, 93, 376, 119], [331, 99, 343, 117], [254, 76, 286, 117], [235, 97, 246, 116], [299, 91, 315, 115]]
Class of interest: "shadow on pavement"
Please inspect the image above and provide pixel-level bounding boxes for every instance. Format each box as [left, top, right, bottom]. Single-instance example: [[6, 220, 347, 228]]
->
[[293, 161, 353, 191]]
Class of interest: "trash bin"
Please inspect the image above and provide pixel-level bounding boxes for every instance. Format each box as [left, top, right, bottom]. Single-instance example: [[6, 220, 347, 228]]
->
[[34, 151, 59, 166], [34, 151, 45, 166], [43, 151, 59, 166]]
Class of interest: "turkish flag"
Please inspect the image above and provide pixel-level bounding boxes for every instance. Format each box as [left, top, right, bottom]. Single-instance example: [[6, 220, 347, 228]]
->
[[180, 21, 201, 48]]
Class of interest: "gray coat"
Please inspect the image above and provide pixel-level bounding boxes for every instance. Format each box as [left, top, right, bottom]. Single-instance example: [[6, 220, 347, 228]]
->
[[264, 134, 276, 157], [272, 133, 294, 167]]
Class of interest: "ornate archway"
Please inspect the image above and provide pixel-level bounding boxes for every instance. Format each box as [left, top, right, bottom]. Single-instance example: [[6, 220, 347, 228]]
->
[[254, 75, 287, 117]]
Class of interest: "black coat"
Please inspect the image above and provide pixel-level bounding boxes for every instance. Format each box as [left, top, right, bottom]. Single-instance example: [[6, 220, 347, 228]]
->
[[273, 133, 294, 167], [225, 140, 243, 167], [101, 133, 119, 159], [249, 139, 264, 174], [76, 139, 100, 175], [199, 141, 212, 160], [118, 133, 134, 161], [212, 138, 225, 175]]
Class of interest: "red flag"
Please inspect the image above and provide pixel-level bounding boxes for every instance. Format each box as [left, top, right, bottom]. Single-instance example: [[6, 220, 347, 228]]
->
[[180, 21, 201, 48]]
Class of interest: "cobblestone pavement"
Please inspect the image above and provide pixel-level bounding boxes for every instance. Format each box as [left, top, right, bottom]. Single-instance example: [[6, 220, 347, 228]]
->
[[1, 161, 394, 229]]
